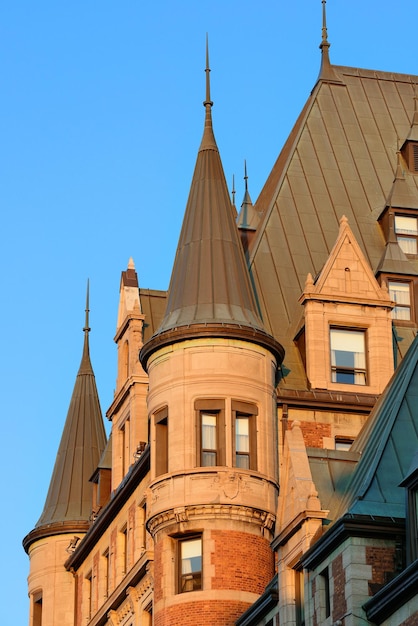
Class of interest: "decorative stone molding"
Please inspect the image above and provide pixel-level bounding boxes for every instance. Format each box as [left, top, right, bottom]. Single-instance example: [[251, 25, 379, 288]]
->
[[147, 503, 276, 536]]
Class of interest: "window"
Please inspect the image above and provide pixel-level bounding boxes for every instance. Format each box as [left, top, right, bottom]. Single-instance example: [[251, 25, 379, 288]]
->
[[86, 571, 93, 620], [335, 437, 354, 451], [201, 412, 218, 465], [178, 536, 202, 593], [232, 401, 258, 470], [32, 591, 42, 626], [330, 328, 366, 385], [394, 215, 418, 254], [401, 468, 418, 565], [235, 414, 250, 468], [320, 567, 330, 619], [121, 525, 128, 575], [120, 415, 130, 475], [295, 569, 305, 626], [389, 280, 412, 320], [155, 407, 168, 475], [103, 549, 110, 598], [195, 400, 225, 466]]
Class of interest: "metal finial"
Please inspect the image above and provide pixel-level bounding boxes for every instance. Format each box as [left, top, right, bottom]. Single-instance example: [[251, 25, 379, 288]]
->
[[321, 0, 328, 45], [232, 174, 236, 206], [244, 160, 248, 191], [83, 279, 91, 334], [204, 33, 213, 108]]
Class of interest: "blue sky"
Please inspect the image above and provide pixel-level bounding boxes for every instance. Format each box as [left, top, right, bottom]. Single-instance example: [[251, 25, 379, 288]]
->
[[2, 1, 417, 623]]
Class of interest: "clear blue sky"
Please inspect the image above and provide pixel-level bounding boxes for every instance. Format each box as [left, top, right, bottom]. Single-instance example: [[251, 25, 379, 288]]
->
[[2, 1, 417, 623]]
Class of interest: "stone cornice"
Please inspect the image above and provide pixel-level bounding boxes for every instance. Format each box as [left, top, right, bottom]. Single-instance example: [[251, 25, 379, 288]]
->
[[106, 375, 148, 419], [140, 323, 285, 371], [147, 503, 275, 537], [22, 520, 90, 553]]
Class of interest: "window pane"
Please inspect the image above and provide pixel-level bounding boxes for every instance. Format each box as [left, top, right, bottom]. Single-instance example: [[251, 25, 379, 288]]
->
[[201, 412, 217, 466], [395, 215, 418, 235], [201, 413, 216, 448], [236, 416, 249, 452], [330, 329, 366, 385], [180, 538, 202, 593], [395, 216, 418, 254], [389, 281, 411, 320], [398, 237, 417, 255]]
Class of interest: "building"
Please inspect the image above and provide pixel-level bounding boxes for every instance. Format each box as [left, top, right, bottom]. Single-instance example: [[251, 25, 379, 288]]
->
[[23, 4, 418, 625]]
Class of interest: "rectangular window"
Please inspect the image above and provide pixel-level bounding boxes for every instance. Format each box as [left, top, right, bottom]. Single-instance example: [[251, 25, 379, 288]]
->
[[335, 437, 354, 451], [232, 401, 258, 470], [86, 571, 93, 620], [295, 569, 305, 626], [201, 412, 218, 466], [330, 328, 366, 385], [389, 280, 411, 320], [32, 592, 42, 626], [394, 215, 418, 255], [195, 400, 225, 466], [235, 414, 250, 468], [155, 407, 168, 476], [320, 567, 330, 619], [179, 536, 202, 593], [103, 549, 110, 598]]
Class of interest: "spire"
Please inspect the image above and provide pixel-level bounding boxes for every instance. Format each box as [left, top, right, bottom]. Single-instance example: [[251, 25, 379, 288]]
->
[[79, 279, 92, 374], [237, 160, 258, 231], [199, 34, 217, 151], [23, 287, 107, 551], [317, 0, 343, 84], [140, 45, 284, 368]]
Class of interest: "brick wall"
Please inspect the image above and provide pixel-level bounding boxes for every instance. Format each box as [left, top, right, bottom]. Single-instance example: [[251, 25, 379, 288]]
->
[[155, 599, 250, 626], [211, 530, 274, 594], [366, 545, 396, 594], [332, 553, 347, 621], [289, 420, 332, 448]]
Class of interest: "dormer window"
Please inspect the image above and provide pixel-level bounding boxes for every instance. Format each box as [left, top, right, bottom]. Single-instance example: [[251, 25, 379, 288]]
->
[[330, 328, 366, 385], [388, 280, 412, 320], [402, 142, 418, 173], [394, 215, 418, 254]]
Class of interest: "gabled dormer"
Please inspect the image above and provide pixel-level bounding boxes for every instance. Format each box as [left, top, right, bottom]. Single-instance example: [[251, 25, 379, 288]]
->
[[299, 216, 394, 394]]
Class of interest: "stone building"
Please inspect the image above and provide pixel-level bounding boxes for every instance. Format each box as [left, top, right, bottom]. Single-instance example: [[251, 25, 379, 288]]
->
[[23, 4, 418, 625]]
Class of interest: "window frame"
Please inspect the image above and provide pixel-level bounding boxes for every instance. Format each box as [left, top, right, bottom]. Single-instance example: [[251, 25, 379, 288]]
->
[[330, 327, 367, 386], [177, 535, 203, 594], [195, 400, 225, 467], [388, 279, 413, 321], [394, 214, 418, 255], [232, 401, 258, 470], [154, 406, 168, 476]]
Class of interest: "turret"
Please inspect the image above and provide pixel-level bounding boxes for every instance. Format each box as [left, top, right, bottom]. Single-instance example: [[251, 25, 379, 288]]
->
[[140, 42, 284, 626], [23, 286, 107, 626]]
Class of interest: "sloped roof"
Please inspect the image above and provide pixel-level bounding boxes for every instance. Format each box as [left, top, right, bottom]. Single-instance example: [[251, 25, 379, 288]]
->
[[249, 64, 418, 389], [333, 334, 418, 519], [24, 301, 107, 551]]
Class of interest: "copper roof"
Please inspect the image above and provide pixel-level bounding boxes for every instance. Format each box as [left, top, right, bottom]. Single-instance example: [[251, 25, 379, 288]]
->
[[141, 43, 284, 367], [249, 60, 418, 388], [23, 291, 107, 551], [332, 334, 418, 519]]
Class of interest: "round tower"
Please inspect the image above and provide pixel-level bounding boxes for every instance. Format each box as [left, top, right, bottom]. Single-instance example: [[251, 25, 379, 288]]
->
[[22, 288, 107, 626], [140, 44, 284, 626]]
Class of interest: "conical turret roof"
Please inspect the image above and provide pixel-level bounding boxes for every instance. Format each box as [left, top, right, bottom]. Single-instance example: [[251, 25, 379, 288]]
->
[[140, 44, 284, 367], [23, 287, 107, 551]]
